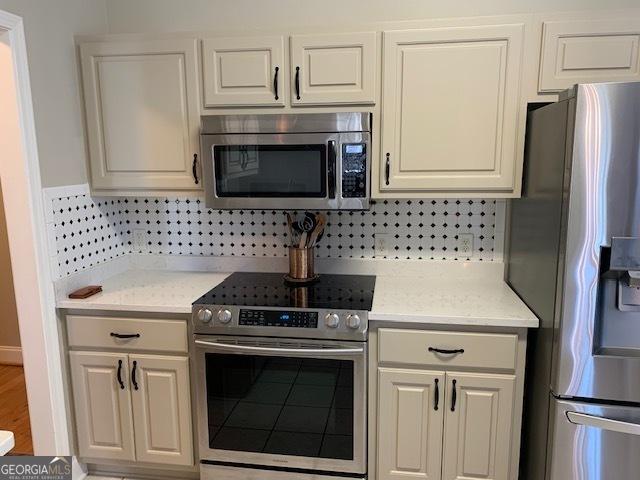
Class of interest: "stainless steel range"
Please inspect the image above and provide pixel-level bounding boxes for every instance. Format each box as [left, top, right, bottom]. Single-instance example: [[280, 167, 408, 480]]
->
[[191, 272, 375, 480]]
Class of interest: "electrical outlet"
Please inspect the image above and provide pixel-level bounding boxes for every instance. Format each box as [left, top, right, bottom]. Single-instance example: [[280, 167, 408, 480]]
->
[[133, 229, 146, 251], [375, 233, 391, 257], [458, 233, 474, 256]]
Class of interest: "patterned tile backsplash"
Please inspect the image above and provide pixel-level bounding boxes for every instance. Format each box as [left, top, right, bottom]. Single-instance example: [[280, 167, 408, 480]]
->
[[48, 189, 501, 277]]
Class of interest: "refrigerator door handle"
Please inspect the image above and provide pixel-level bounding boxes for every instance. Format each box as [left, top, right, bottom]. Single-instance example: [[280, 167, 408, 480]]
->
[[567, 411, 640, 436]]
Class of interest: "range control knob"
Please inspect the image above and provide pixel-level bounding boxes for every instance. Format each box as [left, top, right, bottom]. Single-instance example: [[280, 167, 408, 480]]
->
[[217, 308, 233, 324], [346, 314, 361, 330], [325, 313, 340, 328], [197, 308, 213, 324]]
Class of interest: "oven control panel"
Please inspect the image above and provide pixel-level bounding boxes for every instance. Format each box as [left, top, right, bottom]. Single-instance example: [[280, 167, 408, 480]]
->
[[239, 309, 318, 328], [192, 305, 368, 340], [341, 143, 367, 198]]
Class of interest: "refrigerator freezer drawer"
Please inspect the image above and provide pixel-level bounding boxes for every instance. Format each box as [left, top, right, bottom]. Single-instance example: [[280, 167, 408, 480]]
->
[[550, 398, 640, 480]]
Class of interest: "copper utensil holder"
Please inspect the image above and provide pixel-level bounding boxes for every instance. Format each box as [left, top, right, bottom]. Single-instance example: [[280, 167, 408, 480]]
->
[[285, 246, 319, 284]]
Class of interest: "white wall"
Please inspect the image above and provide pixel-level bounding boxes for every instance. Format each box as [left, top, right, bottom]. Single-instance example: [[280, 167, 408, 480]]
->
[[104, 0, 640, 33], [0, 0, 107, 187]]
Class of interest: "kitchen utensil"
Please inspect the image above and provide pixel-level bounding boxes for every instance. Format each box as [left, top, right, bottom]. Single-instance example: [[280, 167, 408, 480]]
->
[[307, 214, 326, 247], [295, 212, 316, 235], [286, 212, 295, 246]]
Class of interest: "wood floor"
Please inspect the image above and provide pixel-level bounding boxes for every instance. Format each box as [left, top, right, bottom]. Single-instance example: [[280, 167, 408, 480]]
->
[[0, 365, 33, 455]]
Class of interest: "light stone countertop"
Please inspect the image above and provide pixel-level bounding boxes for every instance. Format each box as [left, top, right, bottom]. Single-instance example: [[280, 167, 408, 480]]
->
[[55, 260, 538, 328], [370, 275, 538, 328], [56, 270, 230, 314]]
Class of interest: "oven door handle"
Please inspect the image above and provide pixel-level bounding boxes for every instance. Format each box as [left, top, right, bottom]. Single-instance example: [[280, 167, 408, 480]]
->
[[194, 339, 364, 356]]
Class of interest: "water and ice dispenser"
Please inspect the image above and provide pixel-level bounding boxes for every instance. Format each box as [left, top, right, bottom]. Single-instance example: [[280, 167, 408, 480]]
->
[[596, 237, 640, 355]]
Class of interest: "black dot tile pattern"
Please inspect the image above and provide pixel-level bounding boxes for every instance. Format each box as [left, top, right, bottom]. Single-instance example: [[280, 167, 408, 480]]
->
[[52, 196, 498, 277], [52, 194, 130, 276]]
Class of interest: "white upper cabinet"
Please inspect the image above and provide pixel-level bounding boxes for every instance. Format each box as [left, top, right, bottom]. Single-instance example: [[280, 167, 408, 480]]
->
[[202, 36, 285, 107], [80, 39, 201, 192], [380, 24, 524, 193], [539, 19, 640, 92], [290, 32, 377, 105]]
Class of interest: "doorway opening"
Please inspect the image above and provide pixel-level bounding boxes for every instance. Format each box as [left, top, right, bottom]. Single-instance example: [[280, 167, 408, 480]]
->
[[0, 182, 32, 455], [0, 10, 70, 457]]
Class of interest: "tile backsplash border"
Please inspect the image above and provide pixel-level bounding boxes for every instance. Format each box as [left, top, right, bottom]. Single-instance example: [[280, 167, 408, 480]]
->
[[43, 184, 505, 278]]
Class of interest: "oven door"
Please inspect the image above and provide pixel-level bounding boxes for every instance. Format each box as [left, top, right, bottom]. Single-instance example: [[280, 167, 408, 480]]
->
[[193, 335, 367, 475]]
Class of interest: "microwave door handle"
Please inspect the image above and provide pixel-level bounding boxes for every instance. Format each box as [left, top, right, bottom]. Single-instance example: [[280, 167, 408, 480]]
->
[[567, 411, 640, 436], [328, 140, 337, 199], [194, 339, 363, 356]]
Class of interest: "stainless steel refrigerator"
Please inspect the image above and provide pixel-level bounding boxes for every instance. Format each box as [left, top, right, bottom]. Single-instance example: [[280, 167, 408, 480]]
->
[[507, 81, 640, 480]]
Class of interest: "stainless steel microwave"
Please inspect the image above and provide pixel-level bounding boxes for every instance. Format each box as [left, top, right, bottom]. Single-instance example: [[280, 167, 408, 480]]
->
[[200, 113, 371, 210]]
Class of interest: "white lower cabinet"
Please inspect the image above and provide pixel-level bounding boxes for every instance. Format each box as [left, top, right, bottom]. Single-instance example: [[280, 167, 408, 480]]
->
[[376, 328, 523, 480], [377, 369, 516, 480], [442, 373, 515, 480], [70, 351, 193, 465], [130, 355, 193, 466], [70, 352, 136, 461], [378, 368, 444, 480]]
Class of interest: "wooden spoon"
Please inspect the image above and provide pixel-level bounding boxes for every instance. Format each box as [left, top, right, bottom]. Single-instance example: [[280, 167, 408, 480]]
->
[[307, 214, 326, 247], [286, 212, 295, 246]]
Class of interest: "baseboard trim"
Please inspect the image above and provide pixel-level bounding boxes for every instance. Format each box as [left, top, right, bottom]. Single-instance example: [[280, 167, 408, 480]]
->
[[0, 346, 23, 365]]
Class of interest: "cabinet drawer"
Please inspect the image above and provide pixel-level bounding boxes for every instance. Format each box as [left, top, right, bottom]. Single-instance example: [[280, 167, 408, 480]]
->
[[378, 329, 517, 371], [67, 315, 188, 353]]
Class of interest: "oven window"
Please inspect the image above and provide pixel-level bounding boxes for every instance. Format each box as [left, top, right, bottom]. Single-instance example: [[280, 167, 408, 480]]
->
[[214, 145, 327, 197], [206, 354, 354, 460]]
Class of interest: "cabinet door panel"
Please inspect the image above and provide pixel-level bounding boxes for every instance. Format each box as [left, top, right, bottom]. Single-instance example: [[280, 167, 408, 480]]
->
[[130, 354, 193, 466], [378, 368, 444, 480], [202, 36, 285, 106], [539, 19, 640, 92], [290, 32, 376, 105], [381, 25, 523, 192], [80, 39, 201, 191], [443, 373, 515, 480], [80, 39, 200, 190], [69, 352, 135, 461]]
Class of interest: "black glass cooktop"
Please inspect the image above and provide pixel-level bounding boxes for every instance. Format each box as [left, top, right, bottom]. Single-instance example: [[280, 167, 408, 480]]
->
[[194, 272, 376, 311]]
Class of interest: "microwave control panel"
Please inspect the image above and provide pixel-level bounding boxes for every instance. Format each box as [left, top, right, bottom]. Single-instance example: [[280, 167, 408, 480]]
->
[[342, 143, 367, 198]]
